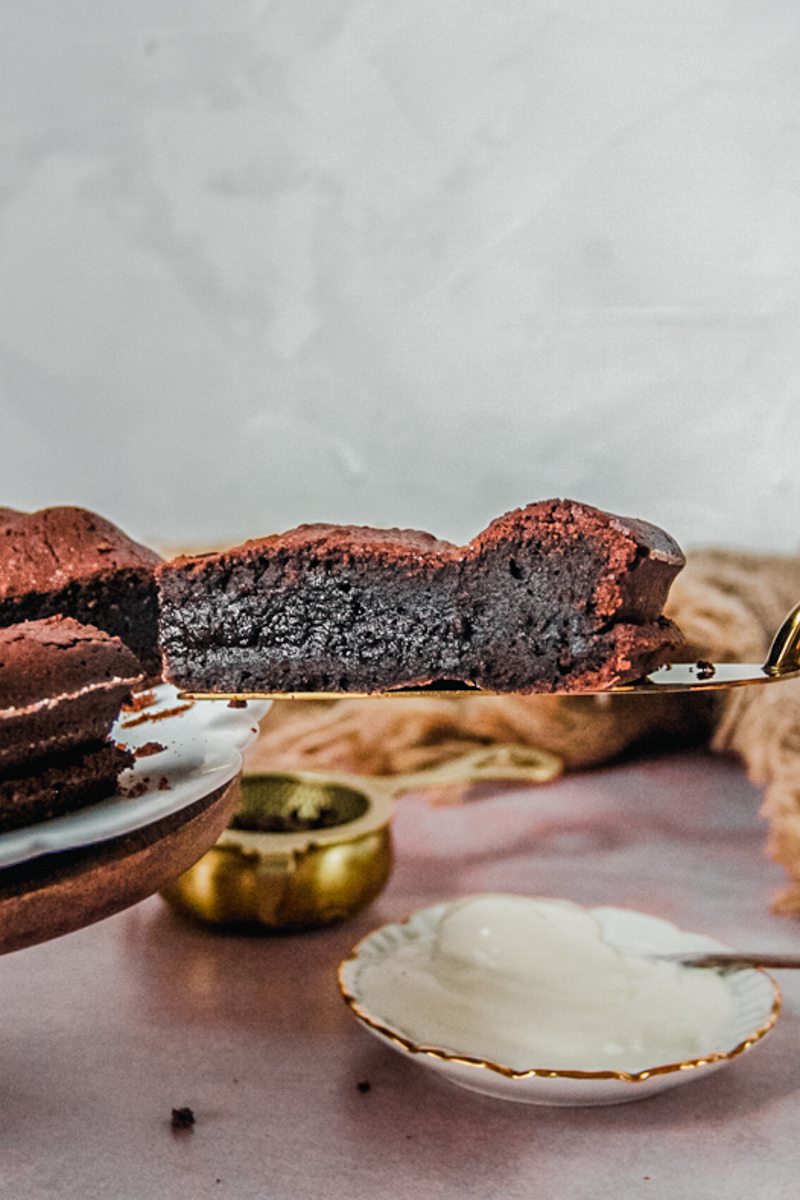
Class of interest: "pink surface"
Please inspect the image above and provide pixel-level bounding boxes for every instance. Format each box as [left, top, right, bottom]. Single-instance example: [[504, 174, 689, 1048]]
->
[[2, 750, 800, 1200]]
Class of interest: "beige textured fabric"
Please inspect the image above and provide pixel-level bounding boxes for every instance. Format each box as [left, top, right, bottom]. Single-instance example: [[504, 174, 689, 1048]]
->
[[249, 549, 800, 906]]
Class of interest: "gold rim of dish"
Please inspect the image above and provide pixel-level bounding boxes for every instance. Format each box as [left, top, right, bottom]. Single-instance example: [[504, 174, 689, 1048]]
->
[[336, 911, 783, 1084]]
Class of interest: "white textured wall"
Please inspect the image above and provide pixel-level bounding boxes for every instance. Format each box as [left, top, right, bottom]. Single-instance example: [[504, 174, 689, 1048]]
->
[[0, 1, 798, 552]]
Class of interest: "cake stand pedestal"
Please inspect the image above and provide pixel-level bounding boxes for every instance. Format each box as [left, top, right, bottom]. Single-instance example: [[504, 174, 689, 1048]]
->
[[0, 776, 241, 956]]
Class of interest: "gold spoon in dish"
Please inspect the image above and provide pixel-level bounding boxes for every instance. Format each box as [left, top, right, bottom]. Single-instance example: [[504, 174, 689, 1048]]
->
[[656, 951, 800, 971]]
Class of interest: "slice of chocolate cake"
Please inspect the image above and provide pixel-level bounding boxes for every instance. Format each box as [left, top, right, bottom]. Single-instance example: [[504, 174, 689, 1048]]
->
[[0, 743, 134, 832], [157, 499, 684, 695], [0, 506, 162, 677], [0, 616, 142, 832]]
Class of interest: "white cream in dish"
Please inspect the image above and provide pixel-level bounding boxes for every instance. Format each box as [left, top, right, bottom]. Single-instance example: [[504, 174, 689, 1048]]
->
[[355, 895, 736, 1072]]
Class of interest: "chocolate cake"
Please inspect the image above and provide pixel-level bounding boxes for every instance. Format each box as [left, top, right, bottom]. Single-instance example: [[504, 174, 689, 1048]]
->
[[0, 506, 162, 677], [157, 499, 685, 695], [0, 742, 134, 832], [0, 616, 142, 831]]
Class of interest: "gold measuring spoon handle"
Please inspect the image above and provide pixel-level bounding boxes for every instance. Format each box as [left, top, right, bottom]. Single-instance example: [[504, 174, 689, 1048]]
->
[[376, 744, 563, 801], [298, 744, 564, 804]]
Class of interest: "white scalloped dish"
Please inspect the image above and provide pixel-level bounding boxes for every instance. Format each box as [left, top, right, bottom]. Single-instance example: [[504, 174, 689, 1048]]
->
[[0, 685, 270, 869], [338, 898, 781, 1107]]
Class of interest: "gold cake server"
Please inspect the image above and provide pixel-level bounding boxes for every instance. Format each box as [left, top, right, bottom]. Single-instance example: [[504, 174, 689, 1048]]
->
[[180, 602, 800, 702]]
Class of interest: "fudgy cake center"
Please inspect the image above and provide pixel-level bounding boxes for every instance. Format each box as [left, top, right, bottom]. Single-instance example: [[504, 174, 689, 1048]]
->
[[464, 535, 612, 688], [160, 547, 464, 691]]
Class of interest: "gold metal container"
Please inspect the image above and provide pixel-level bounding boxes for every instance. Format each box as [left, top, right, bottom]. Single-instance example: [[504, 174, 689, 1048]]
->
[[162, 744, 562, 932], [162, 771, 394, 930]]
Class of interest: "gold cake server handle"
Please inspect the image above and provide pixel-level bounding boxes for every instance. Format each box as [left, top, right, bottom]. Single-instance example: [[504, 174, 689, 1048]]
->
[[763, 602, 800, 678]]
